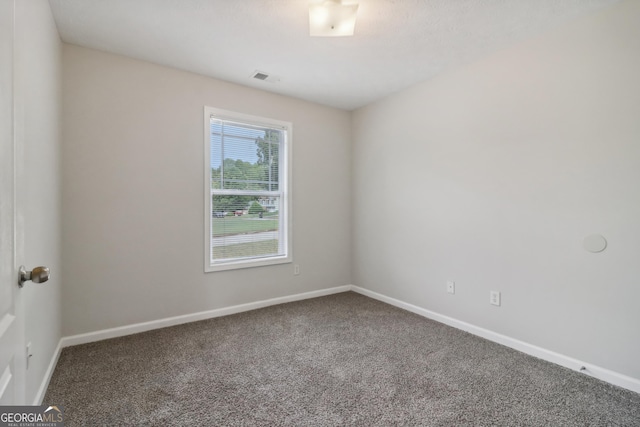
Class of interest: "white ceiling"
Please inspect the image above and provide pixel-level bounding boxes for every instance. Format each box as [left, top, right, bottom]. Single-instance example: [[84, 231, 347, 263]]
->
[[49, 0, 620, 111]]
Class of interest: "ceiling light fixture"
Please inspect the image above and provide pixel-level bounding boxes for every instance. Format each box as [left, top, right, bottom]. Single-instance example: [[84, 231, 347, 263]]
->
[[309, 0, 359, 37]]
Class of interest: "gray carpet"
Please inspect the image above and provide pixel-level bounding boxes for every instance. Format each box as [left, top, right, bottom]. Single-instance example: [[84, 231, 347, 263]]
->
[[45, 292, 640, 426]]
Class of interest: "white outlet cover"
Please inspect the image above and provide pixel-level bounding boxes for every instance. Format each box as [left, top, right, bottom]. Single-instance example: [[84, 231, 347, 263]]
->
[[26, 342, 32, 370], [447, 281, 455, 294], [490, 291, 501, 306]]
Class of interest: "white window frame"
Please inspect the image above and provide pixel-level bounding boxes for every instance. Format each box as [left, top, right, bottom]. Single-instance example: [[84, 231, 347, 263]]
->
[[204, 106, 292, 272]]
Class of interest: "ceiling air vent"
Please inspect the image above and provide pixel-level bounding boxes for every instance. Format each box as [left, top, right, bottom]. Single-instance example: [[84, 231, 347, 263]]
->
[[251, 70, 280, 83]]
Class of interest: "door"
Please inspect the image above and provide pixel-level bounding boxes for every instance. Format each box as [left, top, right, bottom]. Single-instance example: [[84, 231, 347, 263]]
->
[[0, 0, 26, 405]]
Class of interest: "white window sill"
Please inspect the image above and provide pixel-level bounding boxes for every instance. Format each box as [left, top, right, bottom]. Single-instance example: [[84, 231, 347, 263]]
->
[[205, 254, 292, 273]]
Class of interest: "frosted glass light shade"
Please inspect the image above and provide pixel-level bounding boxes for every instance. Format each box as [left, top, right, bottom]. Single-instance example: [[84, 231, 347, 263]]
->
[[309, 0, 359, 37]]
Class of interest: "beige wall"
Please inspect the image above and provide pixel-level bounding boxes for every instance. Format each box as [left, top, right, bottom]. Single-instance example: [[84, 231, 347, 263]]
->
[[352, 1, 640, 379], [61, 45, 352, 336], [16, 0, 63, 403]]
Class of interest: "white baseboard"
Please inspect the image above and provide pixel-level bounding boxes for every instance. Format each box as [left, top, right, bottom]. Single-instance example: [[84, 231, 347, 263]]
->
[[33, 339, 62, 405], [350, 285, 640, 395], [60, 285, 352, 348]]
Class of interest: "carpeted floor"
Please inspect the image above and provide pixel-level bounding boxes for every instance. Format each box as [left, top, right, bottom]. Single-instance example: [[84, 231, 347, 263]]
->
[[45, 292, 640, 426]]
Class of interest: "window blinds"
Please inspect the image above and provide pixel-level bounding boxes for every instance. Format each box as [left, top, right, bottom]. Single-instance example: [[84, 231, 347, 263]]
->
[[209, 117, 285, 262]]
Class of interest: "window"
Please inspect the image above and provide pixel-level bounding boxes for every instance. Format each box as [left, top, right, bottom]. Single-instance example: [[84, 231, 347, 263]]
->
[[204, 107, 292, 272]]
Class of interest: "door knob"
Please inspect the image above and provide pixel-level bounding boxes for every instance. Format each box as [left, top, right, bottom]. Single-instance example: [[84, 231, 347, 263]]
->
[[18, 265, 50, 288]]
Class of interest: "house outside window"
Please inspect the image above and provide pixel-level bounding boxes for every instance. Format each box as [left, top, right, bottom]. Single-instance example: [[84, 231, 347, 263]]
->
[[204, 107, 292, 272], [258, 197, 278, 212]]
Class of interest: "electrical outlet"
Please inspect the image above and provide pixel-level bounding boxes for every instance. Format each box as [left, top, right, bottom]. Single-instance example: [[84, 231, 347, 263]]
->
[[446, 281, 455, 294], [490, 291, 501, 306], [294, 264, 300, 276], [26, 342, 32, 370]]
